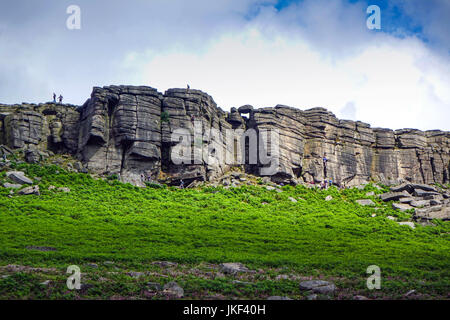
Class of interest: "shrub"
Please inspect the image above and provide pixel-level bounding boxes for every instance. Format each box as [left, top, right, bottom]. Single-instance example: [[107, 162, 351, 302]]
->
[[161, 111, 170, 123]]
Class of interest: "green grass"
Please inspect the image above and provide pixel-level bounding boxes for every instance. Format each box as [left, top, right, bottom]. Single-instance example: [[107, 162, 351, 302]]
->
[[0, 163, 449, 299]]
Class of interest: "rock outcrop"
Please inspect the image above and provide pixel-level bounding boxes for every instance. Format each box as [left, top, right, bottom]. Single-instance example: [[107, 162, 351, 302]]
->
[[381, 183, 450, 221], [1, 85, 449, 186]]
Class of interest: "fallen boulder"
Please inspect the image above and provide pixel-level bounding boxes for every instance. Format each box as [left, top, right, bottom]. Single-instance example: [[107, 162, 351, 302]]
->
[[392, 203, 414, 212], [410, 200, 430, 208], [163, 282, 184, 298], [414, 189, 439, 197], [356, 199, 375, 206], [219, 263, 249, 274], [6, 171, 33, 185], [299, 280, 336, 294], [3, 183, 22, 189], [415, 206, 450, 221], [18, 186, 40, 196], [380, 191, 410, 202]]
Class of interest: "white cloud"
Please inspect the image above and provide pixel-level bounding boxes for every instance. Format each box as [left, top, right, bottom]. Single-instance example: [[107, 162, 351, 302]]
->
[[1, 0, 449, 131], [123, 27, 450, 131]]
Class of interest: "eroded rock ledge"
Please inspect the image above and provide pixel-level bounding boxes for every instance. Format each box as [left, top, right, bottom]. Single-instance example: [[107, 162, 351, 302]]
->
[[1, 85, 449, 186]]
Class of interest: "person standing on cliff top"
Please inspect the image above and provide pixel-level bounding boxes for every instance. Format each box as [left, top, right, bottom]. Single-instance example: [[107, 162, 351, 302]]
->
[[53, 93, 56, 103], [58, 95, 63, 104]]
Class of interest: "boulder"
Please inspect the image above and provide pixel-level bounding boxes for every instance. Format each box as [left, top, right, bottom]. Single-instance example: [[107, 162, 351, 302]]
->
[[299, 280, 336, 294], [399, 197, 414, 204], [18, 186, 40, 196], [398, 222, 415, 229], [415, 206, 450, 221], [163, 282, 184, 298], [356, 199, 375, 206], [3, 183, 22, 189], [410, 200, 430, 208], [25, 149, 42, 164], [414, 189, 439, 197], [390, 183, 413, 193], [380, 191, 410, 202], [219, 263, 249, 274], [238, 105, 254, 114], [6, 171, 33, 185], [410, 184, 438, 193], [392, 203, 413, 212]]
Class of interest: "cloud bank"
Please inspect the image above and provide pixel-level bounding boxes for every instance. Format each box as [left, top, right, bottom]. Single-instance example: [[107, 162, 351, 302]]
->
[[0, 0, 449, 130]]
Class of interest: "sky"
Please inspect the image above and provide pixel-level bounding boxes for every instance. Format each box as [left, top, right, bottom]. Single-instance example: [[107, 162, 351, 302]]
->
[[0, 0, 449, 131]]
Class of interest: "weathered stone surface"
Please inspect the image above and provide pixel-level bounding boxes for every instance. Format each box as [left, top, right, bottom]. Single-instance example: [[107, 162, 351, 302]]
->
[[6, 171, 33, 185], [1, 86, 449, 187], [17, 185, 40, 195], [163, 281, 184, 298], [238, 105, 254, 114], [415, 206, 450, 221], [299, 280, 336, 294], [399, 197, 414, 204], [414, 189, 440, 197], [381, 191, 411, 202], [219, 263, 249, 274], [392, 203, 414, 211], [3, 183, 22, 189], [356, 199, 375, 206], [398, 222, 416, 229], [410, 200, 430, 208]]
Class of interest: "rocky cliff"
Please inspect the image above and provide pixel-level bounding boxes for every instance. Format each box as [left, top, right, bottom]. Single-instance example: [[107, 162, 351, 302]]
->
[[1, 85, 449, 187]]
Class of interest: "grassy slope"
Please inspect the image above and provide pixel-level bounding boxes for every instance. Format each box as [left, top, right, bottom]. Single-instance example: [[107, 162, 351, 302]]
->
[[0, 163, 449, 299]]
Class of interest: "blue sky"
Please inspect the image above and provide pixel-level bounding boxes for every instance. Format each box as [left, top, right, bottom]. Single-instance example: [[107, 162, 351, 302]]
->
[[0, 0, 449, 130]]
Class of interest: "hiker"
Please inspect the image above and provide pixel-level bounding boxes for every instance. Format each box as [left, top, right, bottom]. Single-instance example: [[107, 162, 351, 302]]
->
[[53, 93, 56, 103], [180, 179, 184, 189], [187, 84, 190, 90], [58, 95, 63, 104]]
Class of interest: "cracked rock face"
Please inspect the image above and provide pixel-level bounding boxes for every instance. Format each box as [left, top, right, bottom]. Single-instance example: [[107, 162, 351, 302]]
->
[[1, 85, 449, 186]]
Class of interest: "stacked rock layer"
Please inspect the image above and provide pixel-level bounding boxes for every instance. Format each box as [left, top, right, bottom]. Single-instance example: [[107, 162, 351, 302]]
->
[[0, 85, 449, 186]]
